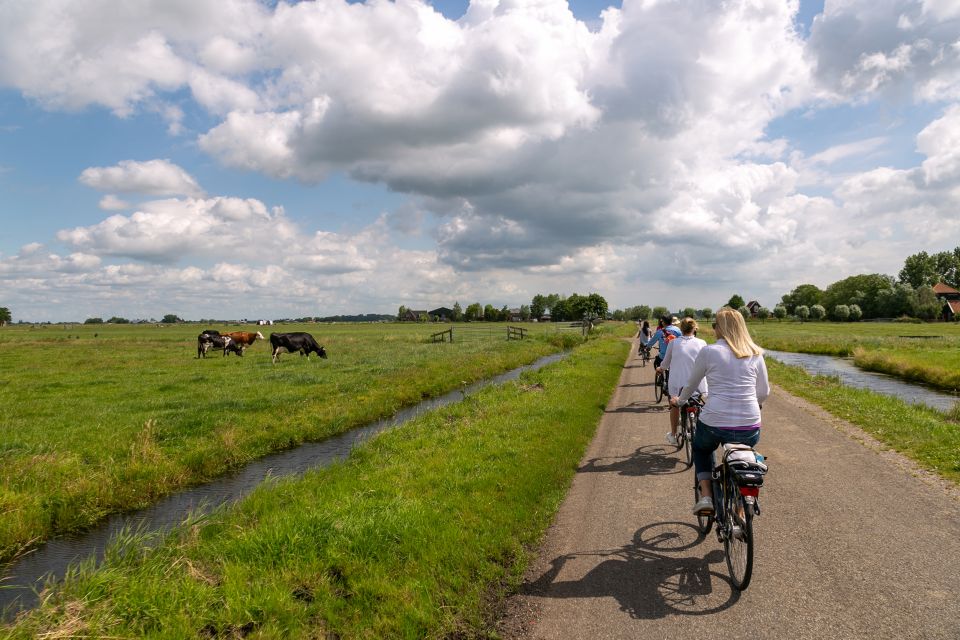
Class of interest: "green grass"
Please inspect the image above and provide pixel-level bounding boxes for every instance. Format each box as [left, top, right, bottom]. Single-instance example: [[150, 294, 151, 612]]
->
[[767, 359, 960, 484], [2, 330, 630, 639], [748, 320, 960, 392], [0, 322, 596, 564]]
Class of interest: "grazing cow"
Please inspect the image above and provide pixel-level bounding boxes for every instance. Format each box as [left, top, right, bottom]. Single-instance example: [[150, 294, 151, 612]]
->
[[223, 331, 265, 354], [270, 332, 327, 363], [197, 332, 243, 358]]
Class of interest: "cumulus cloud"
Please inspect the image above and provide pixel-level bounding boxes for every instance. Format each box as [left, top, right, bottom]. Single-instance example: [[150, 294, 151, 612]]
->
[[79, 159, 204, 197]]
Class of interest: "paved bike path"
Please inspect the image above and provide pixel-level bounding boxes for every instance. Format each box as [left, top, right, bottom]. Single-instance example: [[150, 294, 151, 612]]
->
[[498, 340, 960, 639]]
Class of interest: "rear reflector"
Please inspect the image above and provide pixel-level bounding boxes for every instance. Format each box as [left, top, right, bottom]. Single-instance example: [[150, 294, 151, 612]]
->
[[739, 486, 760, 497]]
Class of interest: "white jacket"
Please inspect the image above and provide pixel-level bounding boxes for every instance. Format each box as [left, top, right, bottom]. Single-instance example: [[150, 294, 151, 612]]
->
[[677, 339, 769, 428], [661, 335, 708, 398]]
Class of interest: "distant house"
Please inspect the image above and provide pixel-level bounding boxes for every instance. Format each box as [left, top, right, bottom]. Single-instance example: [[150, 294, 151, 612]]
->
[[429, 307, 453, 321], [403, 309, 428, 322], [746, 300, 761, 317], [509, 308, 523, 322], [539, 311, 552, 322], [934, 282, 960, 321]]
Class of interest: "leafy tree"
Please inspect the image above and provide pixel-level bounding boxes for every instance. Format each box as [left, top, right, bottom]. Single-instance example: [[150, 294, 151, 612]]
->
[[915, 285, 941, 320], [551, 298, 572, 322], [780, 284, 823, 314], [107, 316, 130, 324], [465, 303, 482, 321], [876, 283, 915, 318], [933, 248, 960, 288], [899, 251, 938, 289], [500, 304, 510, 321], [796, 305, 810, 322], [0, 307, 10, 326], [451, 302, 463, 322], [397, 305, 408, 321], [84, 317, 104, 324], [727, 294, 745, 310], [652, 306, 669, 321], [832, 305, 850, 321], [810, 304, 826, 321], [568, 292, 608, 320], [483, 304, 497, 321], [700, 307, 713, 320], [162, 314, 183, 324], [822, 274, 895, 319], [757, 307, 771, 322], [530, 295, 546, 320], [418, 312, 429, 322], [773, 305, 787, 321], [637, 305, 652, 321], [738, 306, 750, 320], [612, 309, 626, 321], [520, 304, 531, 321], [682, 307, 697, 319], [849, 304, 863, 321]]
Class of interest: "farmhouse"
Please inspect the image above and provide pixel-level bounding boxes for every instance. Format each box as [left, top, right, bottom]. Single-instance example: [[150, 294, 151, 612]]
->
[[402, 309, 429, 322], [746, 300, 761, 317], [934, 282, 960, 321], [509, 308, 523, 322]]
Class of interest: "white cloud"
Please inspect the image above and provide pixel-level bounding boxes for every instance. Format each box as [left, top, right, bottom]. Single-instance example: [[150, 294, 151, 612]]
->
[[79, 159, 204, 197], [98, 194, 130, 211]]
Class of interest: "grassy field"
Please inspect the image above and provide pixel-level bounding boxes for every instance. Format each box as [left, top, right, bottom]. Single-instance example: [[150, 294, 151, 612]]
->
[[747, 320, 960, 392], [0, 322, 589, 565], [2, 328, 630, 638]]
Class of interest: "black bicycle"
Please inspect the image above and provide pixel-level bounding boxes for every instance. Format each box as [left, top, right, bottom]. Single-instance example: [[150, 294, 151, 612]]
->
[[639, 344, 651, 367], [677, 393, 703, 467], [694, 443, 767, 590], [654, 369, 668, 403]]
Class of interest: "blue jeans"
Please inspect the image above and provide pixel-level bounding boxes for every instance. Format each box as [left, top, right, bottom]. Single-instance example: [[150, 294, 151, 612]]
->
[[693, 421, 760, 481]]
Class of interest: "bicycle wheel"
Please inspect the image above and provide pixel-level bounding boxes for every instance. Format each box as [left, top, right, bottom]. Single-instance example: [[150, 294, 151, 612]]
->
[[682, 411, 693, 467], [654, 371, 664, 403], [723, 479, 754, 590], [694, 479, 713, 535]]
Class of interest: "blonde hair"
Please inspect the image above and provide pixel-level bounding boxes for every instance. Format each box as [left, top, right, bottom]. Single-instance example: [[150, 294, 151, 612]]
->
[[680, 317, 698, 335], [714, 307, 763, 358]]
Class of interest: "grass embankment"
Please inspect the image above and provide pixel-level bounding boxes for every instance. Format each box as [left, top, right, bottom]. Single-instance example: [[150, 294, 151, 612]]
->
[[0, 322, 595, 564], [3, 331, 630, 638], [767, 359, 960, 484], [749, 321, 960, 392]]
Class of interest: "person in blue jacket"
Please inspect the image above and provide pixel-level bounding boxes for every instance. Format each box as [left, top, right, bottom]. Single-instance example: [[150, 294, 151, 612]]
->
[[645, 315, 681, 369]]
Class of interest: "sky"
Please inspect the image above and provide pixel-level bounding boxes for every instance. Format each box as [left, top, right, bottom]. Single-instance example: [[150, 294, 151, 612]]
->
[[0, 0, 958, 322]]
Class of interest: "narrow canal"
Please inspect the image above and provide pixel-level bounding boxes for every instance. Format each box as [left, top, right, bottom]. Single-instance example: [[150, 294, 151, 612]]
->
[[764, 349, 958, 412], [0, 352, 569, 618]]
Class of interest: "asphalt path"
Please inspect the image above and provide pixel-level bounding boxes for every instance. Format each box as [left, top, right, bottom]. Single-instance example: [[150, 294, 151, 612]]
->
[[498, 339, 960, 639]]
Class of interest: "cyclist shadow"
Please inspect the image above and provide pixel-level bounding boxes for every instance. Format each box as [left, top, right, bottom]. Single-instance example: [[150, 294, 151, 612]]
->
[[579, 445, 685, 476], [618, 382, 653, 389], [523, 522, 740, 618], [606, 402, 667, 414]]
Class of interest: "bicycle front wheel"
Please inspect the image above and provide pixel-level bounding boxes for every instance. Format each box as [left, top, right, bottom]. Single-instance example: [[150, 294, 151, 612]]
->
[[654, 372, 664, 403], [682, 412, 693, 467], [724, 486, 754, 590], [694, 479, 712, 536]]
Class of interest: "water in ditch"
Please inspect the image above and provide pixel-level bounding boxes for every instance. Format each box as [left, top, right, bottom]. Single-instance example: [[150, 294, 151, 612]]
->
[[764, 349, 958, 412], [0, 352, 568, 619]]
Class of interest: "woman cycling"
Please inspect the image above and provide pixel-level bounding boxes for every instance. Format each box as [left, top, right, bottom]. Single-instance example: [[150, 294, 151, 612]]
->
[[672, 307, 769, 515], [659, 317, 707, 446]]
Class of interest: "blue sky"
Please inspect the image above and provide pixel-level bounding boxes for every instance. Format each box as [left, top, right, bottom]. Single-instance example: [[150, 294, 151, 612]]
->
[[1, 0, 958, 320]]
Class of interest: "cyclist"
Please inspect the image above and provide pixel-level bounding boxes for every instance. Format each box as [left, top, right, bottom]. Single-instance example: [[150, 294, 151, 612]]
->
[[644, 315, 681, 369], [638, 319, 652, 356], [672, 307, 769, 515], [659, 317, 707, 446]]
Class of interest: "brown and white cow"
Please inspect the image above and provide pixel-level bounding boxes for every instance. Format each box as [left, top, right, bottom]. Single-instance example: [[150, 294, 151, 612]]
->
[[223, 331, 265, 354]]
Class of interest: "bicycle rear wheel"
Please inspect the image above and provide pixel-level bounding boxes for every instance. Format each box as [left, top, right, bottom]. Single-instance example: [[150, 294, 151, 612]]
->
[[654, 371, 664, 403], [694, 479, 713, 535], [723, 480, 754, 590]]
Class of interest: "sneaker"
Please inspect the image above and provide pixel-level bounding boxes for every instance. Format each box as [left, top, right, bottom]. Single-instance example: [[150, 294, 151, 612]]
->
[[692, 496, 714, 515], [666, 432, 679, 447], [730, 525, 746, 541]]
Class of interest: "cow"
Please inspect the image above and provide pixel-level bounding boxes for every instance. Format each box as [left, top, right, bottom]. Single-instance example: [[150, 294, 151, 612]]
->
[[270, 332, 327, 363], [197, 332, 243, 358], [223, 331, 265, 354]]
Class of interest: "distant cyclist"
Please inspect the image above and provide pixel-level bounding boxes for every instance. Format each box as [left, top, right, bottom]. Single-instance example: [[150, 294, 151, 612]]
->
[[673, 307, 769, 515], [638, 319, 652, 355], [659, 317, 707, 446], [644, 315, 681, 369]]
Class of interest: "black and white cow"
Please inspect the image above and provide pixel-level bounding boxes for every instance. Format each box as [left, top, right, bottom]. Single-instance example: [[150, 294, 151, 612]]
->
[[197, 332, 243, 358], [270, 332, 328, 363]]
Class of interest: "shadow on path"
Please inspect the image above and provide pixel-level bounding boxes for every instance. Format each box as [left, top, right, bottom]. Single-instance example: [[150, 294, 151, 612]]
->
[[522, 522, 739, 618], [606, 402, 667, 414], [579, 445, 685, 476]]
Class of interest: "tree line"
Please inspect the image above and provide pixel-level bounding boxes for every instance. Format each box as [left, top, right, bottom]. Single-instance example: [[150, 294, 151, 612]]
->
[[399, 292, 609, 322]]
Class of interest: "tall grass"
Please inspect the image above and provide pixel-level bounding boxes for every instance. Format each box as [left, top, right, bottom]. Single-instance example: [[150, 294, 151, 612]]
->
[[3, 331, 630, 639], [0, 322, 604, 564]]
